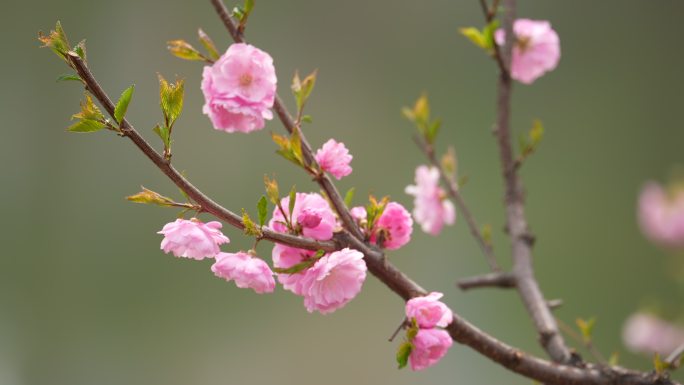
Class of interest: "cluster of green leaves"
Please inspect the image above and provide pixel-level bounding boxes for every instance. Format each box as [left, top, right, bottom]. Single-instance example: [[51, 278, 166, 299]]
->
[[39, 21, 87, 83], [126, 186, 199, 217], [396, 318, 420, 369], [460, 20, 500, 54], [68, 94, 107, 133], [402, 94, 441, 145], [231, 0, 255, 33], [272, 131, 305, 168], [291, 70, 317, 124], [263, 176, 298, 234], [167, 29, 220, 63], [153, 75, 185, 160], [365, 195, 389, 237]]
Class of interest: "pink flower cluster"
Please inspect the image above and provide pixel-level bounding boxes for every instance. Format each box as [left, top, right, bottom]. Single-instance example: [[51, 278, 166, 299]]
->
[[405, 292, 454, 371], [405, 166, 455, 236], [495, 19, 561, 84], [201, 43, 277, 133], [270, 192, 368, 314], [315, 139, 353, 180], [158, 218, 275, 294], [350, 202, 414, 250], [638, 181, 684, 249], [622, 313, 684, 356]]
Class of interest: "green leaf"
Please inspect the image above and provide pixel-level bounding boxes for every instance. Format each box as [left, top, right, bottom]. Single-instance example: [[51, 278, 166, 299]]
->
[[244, 0, 254, 13], [257, 195, 268, 227], [654, 353, 666, 374], [300, 115, 313, 124], [264, 175, 280, 205], [126, 187, 175, 207], [197, 28, 220, 60], [273, 258, 317, 275], [56, 74, 81, 82], [272, 133, 304, 167], [74, 39, 87, 62], [158, 75, 185, 128], [290, 130, 304, 164], [231, 6, 245, 21], [114, 85, 135, 125], [167, 40, 206, 61], [67, 119, 104, 133], [72, 94, 104, 122], [441, 146, 457, 177], [396, 342, 413, 369], [39, 21, 70, 61], [575, 318, 596, 344], [288, 185, 297, 219], [242, 209, 261, 237], [460, 26, 488, 50], [291, 70, 318, 114], [529, 119, 544, 147], [344, 187, 356, 207], [153, 124, 171, 148], [427, 118, 441, 143], [482, 224, 492, 245], [482, 20, 500, 51], [608, 352, 619, 366]]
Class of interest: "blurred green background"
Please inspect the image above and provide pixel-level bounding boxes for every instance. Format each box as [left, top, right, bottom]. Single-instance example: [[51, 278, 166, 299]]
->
[[2, 0, 684, 384]]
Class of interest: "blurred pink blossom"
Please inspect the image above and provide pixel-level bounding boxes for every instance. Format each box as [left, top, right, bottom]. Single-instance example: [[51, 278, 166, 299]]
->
[[371, 202, 413, 250], [269, 192, 337, 241], [211, 251, 275, 294], [315, 139, 353, 180], [271, 243, 316, 295], [299, 248, 367, 314], [622, 313, 684, 356], [350, 206, 367, 223], [495, 19, 561, 84], [405, 166, 455, 236], [638, 182, 684, 249], [409, 329, 453, 371], [201, 43, 276, 133], [158, 218, 229, 260], [405, 292, 453, 329]]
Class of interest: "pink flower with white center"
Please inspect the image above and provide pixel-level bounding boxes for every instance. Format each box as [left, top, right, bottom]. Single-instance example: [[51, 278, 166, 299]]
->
[[371, 202, 413, 250], [622, 313, 684, 356], [211, 251, 275, 294], [201, 43, 277, 133], [269, 192, 337, 241], [271, 243, 317, 295], [495, 19, 560, 84], [158, 218, 229, 260], [405, 292, 453, 329], [298, 248, 367, 314], [409, 329, 453, 371], [405, 165, 456, 236], [638, 182, 684, 249], [315, 139, 353, 180]]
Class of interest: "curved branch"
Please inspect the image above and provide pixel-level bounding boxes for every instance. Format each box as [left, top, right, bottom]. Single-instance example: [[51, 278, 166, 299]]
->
[[457, 272, 515, 290]]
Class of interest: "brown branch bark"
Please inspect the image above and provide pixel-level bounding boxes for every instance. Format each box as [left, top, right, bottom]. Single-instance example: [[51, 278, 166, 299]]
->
[[493, 0, 572, 364], [457, 272, 515, 290]]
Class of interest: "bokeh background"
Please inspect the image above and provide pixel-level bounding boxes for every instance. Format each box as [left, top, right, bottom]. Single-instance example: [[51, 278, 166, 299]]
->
[[2, 0, 684, 384]]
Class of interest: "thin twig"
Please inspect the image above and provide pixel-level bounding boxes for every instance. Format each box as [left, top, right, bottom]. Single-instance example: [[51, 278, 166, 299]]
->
[[556, 317, 607, 364], [491, 0, 572, 364], [457, 272, 515, 290], [667, 344, 684, 368], [414, 135, 501, 272]]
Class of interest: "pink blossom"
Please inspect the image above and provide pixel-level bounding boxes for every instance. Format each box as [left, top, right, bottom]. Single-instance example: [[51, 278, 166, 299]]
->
[[405, 166, 455, 236], [211, 251, 275, 294], [638, 182, 684, 249], [406, 292, 453, 329], [622, 313, 684, 356], [409, 329, 453, 371], [371, 202, 413, 250], [315, 139, 353, 180], [158, 218, 229, 260], [271, 243, 316, 295], [201, 43, 277, 133], [350, 206, 367, 224], [495, 19, 560, 84], [299, 248, 367, 314], [269, 192, 337, 241]]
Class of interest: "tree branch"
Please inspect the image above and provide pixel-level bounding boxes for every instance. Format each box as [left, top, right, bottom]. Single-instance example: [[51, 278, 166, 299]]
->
[[414, 136, 500, 271], [492, 0, 573, 364], [457, 272, 515, 290]]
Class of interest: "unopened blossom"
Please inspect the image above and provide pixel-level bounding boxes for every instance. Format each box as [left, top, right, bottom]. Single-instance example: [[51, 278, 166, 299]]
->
[[371, 202, 413, 250], [495, 19, 561, 84], [622, 313, 684, 356], [405, 166, 455, 236], [350, 206, 367, 222], [271, 243, 317, 295], [299, 248, 367, 314], [211, 251, 275, 294], [201, 43, 277, 133], [269, 192, 337, 241], [409, 329, 453, 371], [315, 139, 353, 180], [158, 218, 229, 260], [406, 292, 453, 329], [638, 182, 684, 249]]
